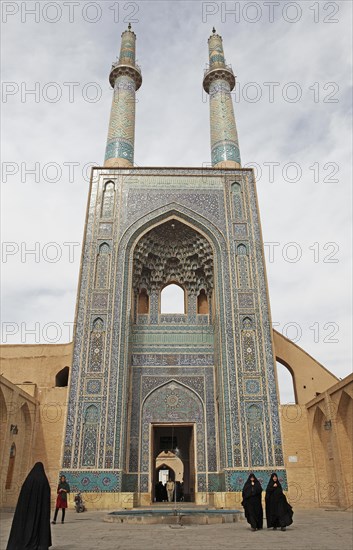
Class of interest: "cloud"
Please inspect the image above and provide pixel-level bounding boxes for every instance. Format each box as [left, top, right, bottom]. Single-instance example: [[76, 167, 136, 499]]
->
[[1, 1, 352, 388]]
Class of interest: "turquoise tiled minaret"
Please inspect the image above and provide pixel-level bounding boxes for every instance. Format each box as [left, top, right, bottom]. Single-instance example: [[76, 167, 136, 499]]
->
[[203, 28, 241, 168], [104, 24, 142, 167]]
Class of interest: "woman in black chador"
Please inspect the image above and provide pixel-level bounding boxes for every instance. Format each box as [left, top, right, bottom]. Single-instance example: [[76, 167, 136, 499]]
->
[[265, 472, 293, 531], [6, 461, 52, 550], [241, 473, 263, 531]]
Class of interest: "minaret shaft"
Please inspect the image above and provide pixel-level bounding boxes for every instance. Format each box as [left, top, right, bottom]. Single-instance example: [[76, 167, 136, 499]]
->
[[104, 26, 142, 168], [203, 31, 241, 169]]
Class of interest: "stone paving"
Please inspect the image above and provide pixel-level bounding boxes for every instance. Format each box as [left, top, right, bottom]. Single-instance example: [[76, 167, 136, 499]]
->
[[1, 508, 352, 550]]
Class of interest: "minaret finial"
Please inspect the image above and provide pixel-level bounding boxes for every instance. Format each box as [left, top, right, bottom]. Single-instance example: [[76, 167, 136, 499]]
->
[[212, 27, 216, 34], [128, 22, 131, 31]]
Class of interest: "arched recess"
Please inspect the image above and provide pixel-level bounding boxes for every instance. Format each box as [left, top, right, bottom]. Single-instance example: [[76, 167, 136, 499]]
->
[[19, 403, 32, 480], [55, 366, 69, 387], [275, 360, 297, 404], [81, 404, 99, 467], [140, 380, 206, 495], [131, 215, 215, 321], [275, 358, 298, 404], [88, 318, 105, 373], [312, 406, 338, 506], [113, 204, 230, 470], [138, 288, 149, 314], [336, 391, 353, 496], [5, 443, 16, 490], [337, 390, 353, 437], [160, 283, 185, 314], [197, 289, 209, 314], [101, 181, 115, 218], [95, 242, 111, 289], [155, 452, 184, 482], [231, 181, 243, 218], [0, 388, 7, 464], [126, 206, 222, 308]]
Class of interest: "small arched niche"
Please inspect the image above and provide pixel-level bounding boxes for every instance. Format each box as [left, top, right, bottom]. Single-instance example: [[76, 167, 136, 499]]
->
[[231, 182, 241, 193], [160, 283, 185, 314], [138, 288, 149, 314], [5, 443, 16, 490], [0, 388, 7, 445], [55, 366, 69, 387], [197, 289, 209, 314]]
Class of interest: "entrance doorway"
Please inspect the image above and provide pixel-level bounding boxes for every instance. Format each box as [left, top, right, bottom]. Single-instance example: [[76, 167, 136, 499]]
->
[[152, 425, 194, 502]]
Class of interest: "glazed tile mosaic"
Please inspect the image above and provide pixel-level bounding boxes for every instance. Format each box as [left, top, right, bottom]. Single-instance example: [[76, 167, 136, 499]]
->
[[62, 167, 285, 493]]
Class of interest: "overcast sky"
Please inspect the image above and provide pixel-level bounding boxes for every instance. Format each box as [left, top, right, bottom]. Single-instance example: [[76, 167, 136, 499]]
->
[[1, 1, 352, 401]]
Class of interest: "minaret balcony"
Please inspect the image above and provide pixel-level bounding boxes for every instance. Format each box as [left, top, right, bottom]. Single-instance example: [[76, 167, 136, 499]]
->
[[109, 61, 142, 90], [203, 63, 235, 93]]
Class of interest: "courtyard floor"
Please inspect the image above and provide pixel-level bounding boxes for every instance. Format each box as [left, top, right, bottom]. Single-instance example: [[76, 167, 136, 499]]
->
[[1, 508, 352, 550]]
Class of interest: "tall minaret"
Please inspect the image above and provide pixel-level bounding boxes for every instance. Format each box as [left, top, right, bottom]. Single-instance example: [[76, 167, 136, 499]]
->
[[104, 24, 142, 167], [203, 28, 241, 169]]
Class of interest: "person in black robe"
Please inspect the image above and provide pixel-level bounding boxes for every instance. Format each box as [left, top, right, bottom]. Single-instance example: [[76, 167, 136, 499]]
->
[[155, 481, 163, 502], [265, 472, 293, 531], [6, 461, 52, 550], [241, 473, 263, 531], [162, 482, 168, 502]]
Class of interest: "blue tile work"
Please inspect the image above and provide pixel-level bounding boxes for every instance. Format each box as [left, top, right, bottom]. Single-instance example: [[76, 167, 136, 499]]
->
[[82, 405, 99, 467], [101, 182, 115, 218], [225, 470, 288, 492], [140, 382, 206, 493], [86, 379, 102, 394], [212, 142, 241, 166], [131, 354, 214, 366], [105, 139, 134, 164], [105, 75, 136, 164], [122, 473, 138, 492], [62, 167, 285, 494], [198, 473, 207, 492], [209, 79, 241, 166], [60, 470, 121, 492], [244, 378, 261, 395], [126, 367, 218, 490], [208, 473, 225, 492], [231, 182, 243, 218]]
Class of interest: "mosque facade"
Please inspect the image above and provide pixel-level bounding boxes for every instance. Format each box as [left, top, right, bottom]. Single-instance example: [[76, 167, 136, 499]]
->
[[61, 26, 286, 503]]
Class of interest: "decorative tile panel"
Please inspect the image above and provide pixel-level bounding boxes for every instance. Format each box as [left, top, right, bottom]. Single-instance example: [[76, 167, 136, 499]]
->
[[238, 292, 254, 308], [234, 223, 248, 238], [61, 470, 121, 492]]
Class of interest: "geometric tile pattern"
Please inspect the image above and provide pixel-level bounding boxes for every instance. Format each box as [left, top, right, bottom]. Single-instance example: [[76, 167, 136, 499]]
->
[[209, 80, 241, 166], [62, 167, 285, 494], [105, 75, 136, 164], [59, 470, 121, 492]]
